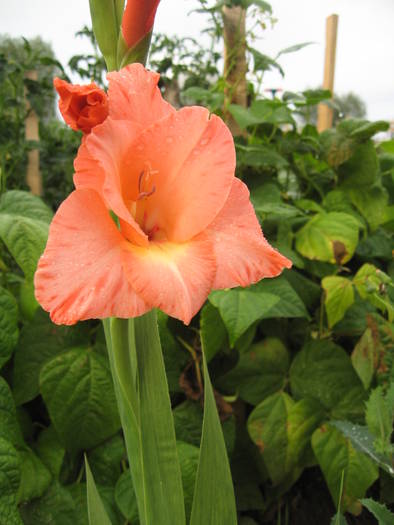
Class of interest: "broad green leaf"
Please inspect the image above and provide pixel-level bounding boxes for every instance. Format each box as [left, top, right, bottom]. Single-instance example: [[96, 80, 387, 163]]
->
[[333, 296, 376, 337], [210, 276, 307, 345], [320, 129, 356, 168], [360, 498, 394, 524], [17, 448, 52, 503], [332, 421, 394, 476], [40, 346, 121, 451], [322, 276, 354, 328], [114, 470, 138, 523], [229, 99, 294, 129], [0, 438, 22, 525], [295, 212, 360, 264], [351, 329, 379, 389], [34, 426, 65, 479], [356, 228, 393, 260], [248, 392, 293, 478], [248, 393, 324, 486], [189, 350, 237, 525], [219, 338, 290, 405], [348, 120, 389, 141], [209, 288, 279, 345], [0, 213, 48, 280], [87, 434, 125, 486], [240, 146, 288, 169], [0, 190, 53, 224], [339, 141, 379, 187], [19, 280, 39, 321], [0, 378, 23, 448], [348, 185, 389, 230], [177, 442, 200, 520], [20, 482, 80, 525], [365, 387, 393, 455], [289, 340, 366, 420], [12, 311, 79, 405], [283, 269, 321, 310], [353, 264, 393, 321], [200, 302, 227, 362], [0, 287, 18, 369], [85, 456, 112, 525], [312, 424, 379, 514]]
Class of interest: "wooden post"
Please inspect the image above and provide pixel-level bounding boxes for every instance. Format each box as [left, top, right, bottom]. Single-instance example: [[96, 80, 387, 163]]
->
[[222, 4, 247, 136], [24, 70, 42, 196], [317, 14, 339, 133]]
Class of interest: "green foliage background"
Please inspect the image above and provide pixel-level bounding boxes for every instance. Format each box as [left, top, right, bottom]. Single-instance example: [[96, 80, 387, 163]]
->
[[0, 3, 393, 524]]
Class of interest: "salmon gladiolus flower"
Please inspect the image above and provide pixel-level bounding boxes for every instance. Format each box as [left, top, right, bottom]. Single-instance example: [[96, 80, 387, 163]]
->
[[121, 0, 161, 49], [53, 78, 109, 134], [35, 64, 291, 325]]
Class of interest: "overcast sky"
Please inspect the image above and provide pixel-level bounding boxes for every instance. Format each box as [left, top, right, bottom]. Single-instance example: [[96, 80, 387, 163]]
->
[[1, 0, 393, 121]]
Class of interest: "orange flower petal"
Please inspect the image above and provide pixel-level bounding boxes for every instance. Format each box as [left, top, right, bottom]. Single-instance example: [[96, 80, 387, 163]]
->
[[53, 77, 108, 134], [121, 107, 235, 242], [74, 119, 149, 247], [34, 189, 148, 325], [107, 64, 174, 127], [122, 236, 216, 324], [207, 178, 292, 289]]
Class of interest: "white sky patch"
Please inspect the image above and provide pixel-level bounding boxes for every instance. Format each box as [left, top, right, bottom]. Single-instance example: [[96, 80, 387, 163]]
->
[[0, 0, 393, 121]]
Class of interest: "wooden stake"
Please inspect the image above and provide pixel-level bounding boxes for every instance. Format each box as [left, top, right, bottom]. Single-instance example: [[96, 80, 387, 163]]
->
[[24, 70, 42, 196], [317, 14, 339, 132], [222, 4, 247, 136]]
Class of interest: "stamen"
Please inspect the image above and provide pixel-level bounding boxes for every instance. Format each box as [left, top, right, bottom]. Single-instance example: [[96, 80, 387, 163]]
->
[[137, 185, 156, 200]]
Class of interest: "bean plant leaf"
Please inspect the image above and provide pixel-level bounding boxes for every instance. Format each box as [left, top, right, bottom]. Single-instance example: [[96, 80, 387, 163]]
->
[[339, 141, 379, 187], [219, 338, 290, 405], [0, 190, 53, 224], [351, 329, 380, 390], [289, 340, 366, 420], [200, 302, 228, 362], [209, 288, 279, 345], [34, 426, 65, 479], [210, 276, 307, 345], [0, 214, 49, 280], [177, 441, 200, 521], [0, 438, 22, 525], [365, 387, 393, 455], [19, 482, 80, 525], [295, 212, 360, 264], [40, 347, 121, 452], [17, 448, 52, 504], [86, 434, 125, 487], [332, 421, 394, 476], [0, 377, 24, 448], [322, 276, 354, 328], [85, 456, 112, 525], [348, 185, 389, 231], [12, 310, 85, 405], [0, 287, 19, 369], [312, 424, 379, 514], [114, 470, 138, 523], [248, 393, 325, 486], [360, 498, 394, 524]]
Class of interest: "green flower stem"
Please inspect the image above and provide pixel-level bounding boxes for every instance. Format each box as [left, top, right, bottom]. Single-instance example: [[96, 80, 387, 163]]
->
[[103, 311, 185, 525]]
